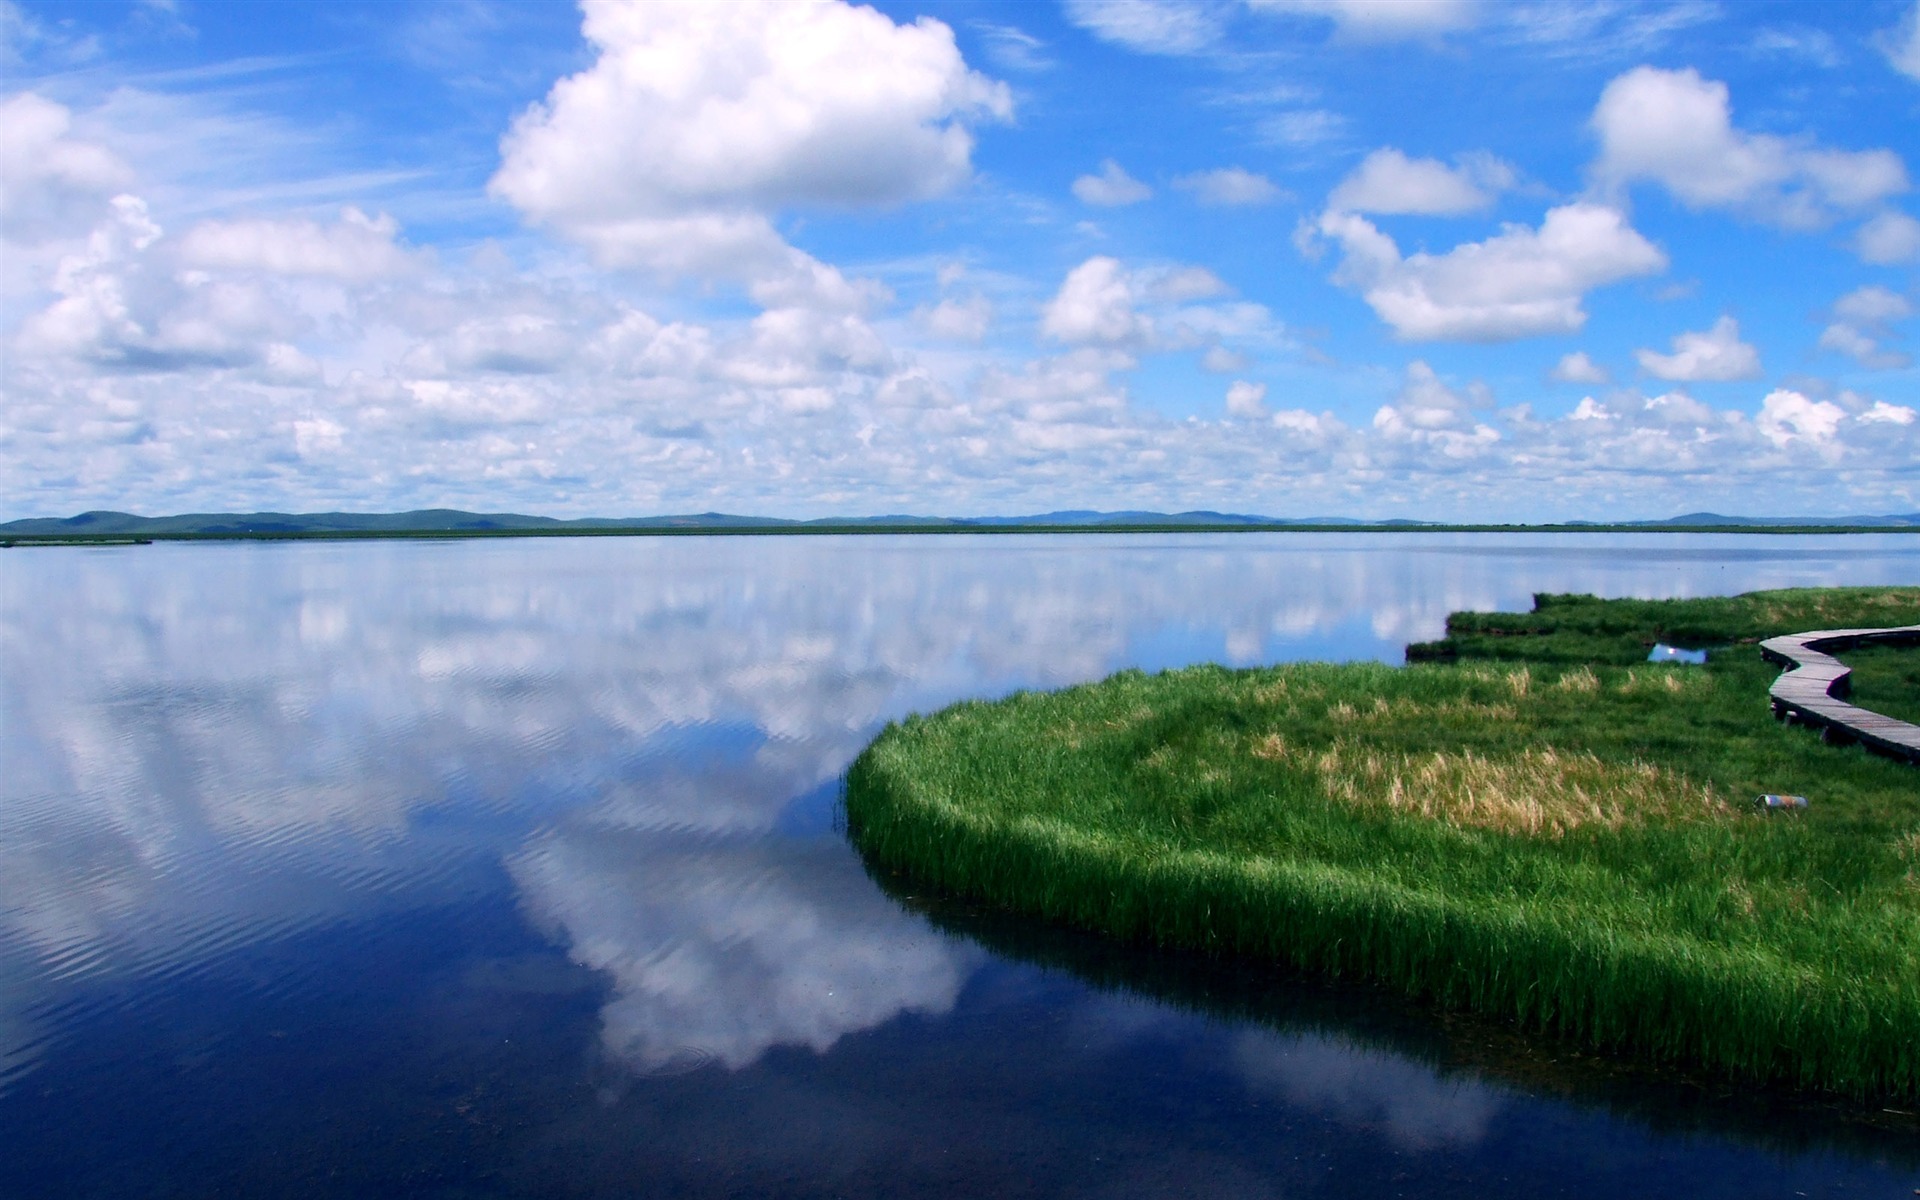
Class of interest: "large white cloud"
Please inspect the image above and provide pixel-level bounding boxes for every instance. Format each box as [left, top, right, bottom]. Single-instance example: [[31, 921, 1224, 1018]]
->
[[1308, 202, 1667, 341], [1591, 66, 1909, 230], [1634, 316, 1762, 382], [490, 0, 1009, 293], [1326, 148, 1511, 216]]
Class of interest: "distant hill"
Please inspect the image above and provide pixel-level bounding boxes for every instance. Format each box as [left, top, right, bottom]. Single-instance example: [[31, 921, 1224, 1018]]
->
[[1642, 512, 1920, 528], [0, 509, 794, 536], [0, 508, 1328, 535], [5, 508, 1919, 539]]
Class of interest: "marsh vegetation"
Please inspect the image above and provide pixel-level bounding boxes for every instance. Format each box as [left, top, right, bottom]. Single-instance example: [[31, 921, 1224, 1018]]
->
[[846, 588, 1920, 1100]]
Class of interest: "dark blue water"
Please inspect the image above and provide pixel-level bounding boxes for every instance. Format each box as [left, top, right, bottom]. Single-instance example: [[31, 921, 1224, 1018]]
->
[[2, 534, 1917, 1198]]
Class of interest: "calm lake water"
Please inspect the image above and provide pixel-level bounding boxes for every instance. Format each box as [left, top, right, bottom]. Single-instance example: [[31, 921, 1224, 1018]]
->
[[3, 533, 1918, 1198]]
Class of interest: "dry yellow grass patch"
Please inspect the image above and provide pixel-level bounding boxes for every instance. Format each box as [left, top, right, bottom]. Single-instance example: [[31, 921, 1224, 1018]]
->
[[1555, 667, 1600, 693], [1319, 695, 1519, 724], [1614, 668, 1713, 696], [1251, 732, 1288, 761], [1250, 679, 1291, 704], [1303, 741, 1725, 837]]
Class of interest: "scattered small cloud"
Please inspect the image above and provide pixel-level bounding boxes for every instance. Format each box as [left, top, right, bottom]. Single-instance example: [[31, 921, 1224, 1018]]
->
[[1202, 344, 1249, 372], [1855, 210, 1920, 264], [1748, 26, 1842, 68], [1635, 316, 1762, 382], [1174, 167, 1284, 206], [1495, 1, 1721, 62], [1551, 351, 1610, 383], [1880, 1, 1920, 81], [1247, 0, 1477, 41], [1819, 285, 1913, 369], [1061, 0, 1222, 55], [1258, 109, 1347, 148], [971, 21, 1052, 72], [1327, 148, 1513, 216], [1073, 160, 1153, 207], [1225, 379, 1268, 417]]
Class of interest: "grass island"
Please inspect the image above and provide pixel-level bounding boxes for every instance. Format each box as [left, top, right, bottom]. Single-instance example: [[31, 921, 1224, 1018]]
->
[[846, 587, 1920, 1101]]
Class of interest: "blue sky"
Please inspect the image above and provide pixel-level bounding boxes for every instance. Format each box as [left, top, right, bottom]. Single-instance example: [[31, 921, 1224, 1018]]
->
[[3, 0, 1918, 520]]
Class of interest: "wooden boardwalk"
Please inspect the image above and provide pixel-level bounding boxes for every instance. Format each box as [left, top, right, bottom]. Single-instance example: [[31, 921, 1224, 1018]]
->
[[1759, 625, 1920, 764]]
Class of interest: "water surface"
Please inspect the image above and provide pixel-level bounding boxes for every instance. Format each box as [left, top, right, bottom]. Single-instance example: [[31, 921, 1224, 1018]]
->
[[3, 533, 1917, 1197]]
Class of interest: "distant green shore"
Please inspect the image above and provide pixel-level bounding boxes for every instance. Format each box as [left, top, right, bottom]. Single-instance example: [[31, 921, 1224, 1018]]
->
[[845, 587, 1920, 1100], [8, 521, 1920, 547]]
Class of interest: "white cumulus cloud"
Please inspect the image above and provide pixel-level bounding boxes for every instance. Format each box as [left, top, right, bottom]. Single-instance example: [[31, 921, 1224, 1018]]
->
[[1073, 159, 1152, 206], [1551, 351, 1610, 383], [1226, 379, 1268, 417], [1309, 202, 1667, 341], [1042, 256, 1151, 346], [1757, 388, 1844, 446], [1327, 148, 1511, 216], [490, 0, 1009, 296], [1590, 66, 1909, 229], [1634, 316, 1762, 382], [1859, 399, 1917, 425], [1039, 257, 1248, 352]]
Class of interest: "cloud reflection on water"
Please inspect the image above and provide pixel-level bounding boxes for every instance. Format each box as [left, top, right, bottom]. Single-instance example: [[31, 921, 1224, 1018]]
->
[[1232, 1029, 1505, 1150], [512, 829, 978, 1072]]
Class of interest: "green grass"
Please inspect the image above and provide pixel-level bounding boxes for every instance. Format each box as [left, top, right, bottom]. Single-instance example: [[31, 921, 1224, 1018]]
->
[[1838, 642, 1920, 726], [845, 587, 1920, 1100]]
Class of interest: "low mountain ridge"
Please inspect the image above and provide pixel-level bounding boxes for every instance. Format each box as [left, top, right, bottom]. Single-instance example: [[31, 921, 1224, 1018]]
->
[[6, 508, 1918, 537]]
